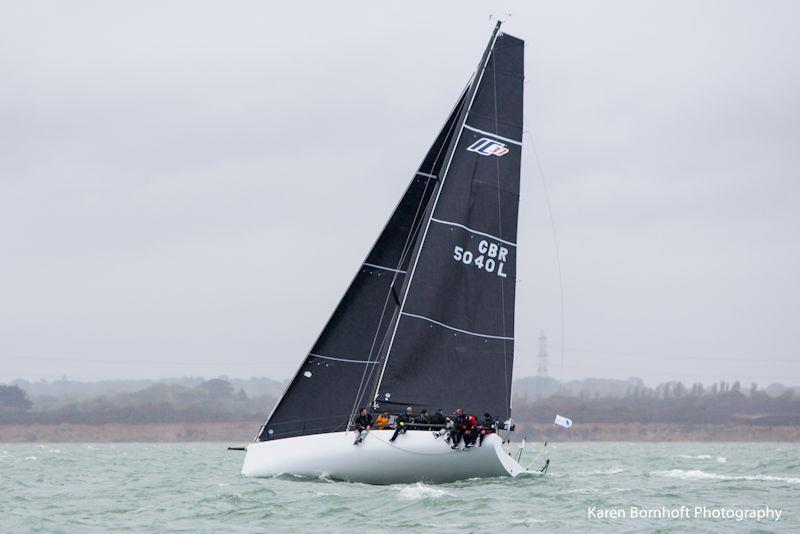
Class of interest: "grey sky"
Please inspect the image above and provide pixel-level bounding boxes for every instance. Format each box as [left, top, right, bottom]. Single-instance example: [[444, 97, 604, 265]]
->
[[1, 1, 798, 385]]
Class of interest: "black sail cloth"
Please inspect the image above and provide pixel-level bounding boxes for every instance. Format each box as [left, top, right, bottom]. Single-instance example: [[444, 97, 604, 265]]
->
[[258, 24, 523, 441], [374, 30, 523, 423], [257, 89, 468, 441]]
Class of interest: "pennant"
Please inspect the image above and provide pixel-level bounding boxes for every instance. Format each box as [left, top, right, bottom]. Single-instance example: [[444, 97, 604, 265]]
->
[[554, 415, 572, 428]]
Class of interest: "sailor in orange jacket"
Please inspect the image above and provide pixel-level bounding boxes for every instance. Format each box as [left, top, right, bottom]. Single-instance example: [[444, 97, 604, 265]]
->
[[375, 411, 390, 430]]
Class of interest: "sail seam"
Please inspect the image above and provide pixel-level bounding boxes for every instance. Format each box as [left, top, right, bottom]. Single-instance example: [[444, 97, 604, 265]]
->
[[401, 312, 514, 341], [463, 124, 522, 146], [430, 217, 517, 247], [309, 353, 380, 364], [363, 263, 407, 274]]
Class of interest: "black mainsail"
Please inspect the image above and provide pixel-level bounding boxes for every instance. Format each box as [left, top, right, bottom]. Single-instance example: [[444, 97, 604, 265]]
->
[[258, 22, 523, 441]]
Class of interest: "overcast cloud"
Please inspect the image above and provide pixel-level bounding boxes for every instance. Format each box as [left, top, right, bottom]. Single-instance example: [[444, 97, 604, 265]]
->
[[1, 1, 798, 385]]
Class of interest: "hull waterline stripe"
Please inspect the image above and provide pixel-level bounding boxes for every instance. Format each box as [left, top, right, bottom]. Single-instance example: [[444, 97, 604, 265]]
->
[[430, 217, 517, 247], [401, 312, 514, 341], [463, 124, 522, 146], [363, 263, 407, 274], [309, 353, 380, 364], [416, 172, 438, 179]]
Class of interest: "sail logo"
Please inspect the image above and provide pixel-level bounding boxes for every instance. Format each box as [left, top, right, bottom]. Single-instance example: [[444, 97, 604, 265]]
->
[[467, 137, 509, 157]]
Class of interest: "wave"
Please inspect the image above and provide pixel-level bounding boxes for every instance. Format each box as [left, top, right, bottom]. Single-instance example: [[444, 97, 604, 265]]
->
[[510, 517, 561, 527], [313, 491, 341, 497], [577, 468, 626, 475], [396, 482, 453, 501], [652, 469, 800, 484], [675, 454, 727, 463]]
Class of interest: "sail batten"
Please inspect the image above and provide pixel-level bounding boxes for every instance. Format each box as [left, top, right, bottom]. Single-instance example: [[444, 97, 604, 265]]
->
[[362, 263, 408, 274], [309, 354, 382, 365], [429, 217, 517, 247], [400, 312, 515, 341]]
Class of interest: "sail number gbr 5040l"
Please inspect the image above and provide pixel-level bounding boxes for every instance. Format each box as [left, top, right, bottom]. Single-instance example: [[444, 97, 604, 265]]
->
[[452, 240, 509, 277]]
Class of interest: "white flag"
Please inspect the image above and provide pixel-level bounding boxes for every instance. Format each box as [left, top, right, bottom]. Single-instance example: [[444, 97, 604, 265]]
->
[[554, 415, 572, 428]]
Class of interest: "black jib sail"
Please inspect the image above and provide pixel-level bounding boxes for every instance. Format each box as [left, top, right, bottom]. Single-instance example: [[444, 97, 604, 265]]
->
[[257, 22, 523, 441], [257, 89, 469, 441]]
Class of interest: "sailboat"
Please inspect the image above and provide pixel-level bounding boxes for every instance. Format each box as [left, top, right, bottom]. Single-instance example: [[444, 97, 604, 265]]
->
[[242, 21, 529, 484]]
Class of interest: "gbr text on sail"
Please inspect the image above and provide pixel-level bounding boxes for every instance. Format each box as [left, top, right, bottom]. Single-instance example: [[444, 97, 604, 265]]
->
[[452, 239, 509, 277]]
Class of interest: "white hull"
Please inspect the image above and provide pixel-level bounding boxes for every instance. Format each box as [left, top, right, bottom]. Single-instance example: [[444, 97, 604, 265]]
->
[[241, 430, 529, 484]]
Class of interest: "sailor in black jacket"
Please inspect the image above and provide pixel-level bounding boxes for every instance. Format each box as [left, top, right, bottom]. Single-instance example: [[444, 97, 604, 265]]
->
[[417, 409, 432, 430], [430, 409, 446, 427], [353, 408, 373, 445], [478, 412, 496, 446], [451, 408, 469, 449], [389, 407, 414, 442]]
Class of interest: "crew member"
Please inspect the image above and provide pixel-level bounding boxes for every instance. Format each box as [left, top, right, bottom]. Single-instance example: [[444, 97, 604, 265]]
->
[[417, 409, 431, 430], [353, 407, 373, 445], [478, 412, 496, 446], [433, 415, 454, 442], [451, 408, 469, 449], [464, 413, 478, 447], [375, 411, 390, 430], [389, 406, 414, 442], [430, 409, 446, 428]]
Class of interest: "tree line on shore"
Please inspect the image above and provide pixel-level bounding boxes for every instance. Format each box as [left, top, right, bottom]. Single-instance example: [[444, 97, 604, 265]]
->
[[1, 377, 798, 426], [0, 379, 273, 424], [513, 380, 800, 426]]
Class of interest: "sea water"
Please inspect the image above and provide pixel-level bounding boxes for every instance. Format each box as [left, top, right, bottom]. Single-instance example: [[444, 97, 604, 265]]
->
[[1, 442, 797, 532]]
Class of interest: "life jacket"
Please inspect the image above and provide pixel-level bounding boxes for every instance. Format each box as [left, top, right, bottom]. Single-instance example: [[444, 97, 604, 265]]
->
[[468, 415, 477, 428], [375, 414, 390, 429]]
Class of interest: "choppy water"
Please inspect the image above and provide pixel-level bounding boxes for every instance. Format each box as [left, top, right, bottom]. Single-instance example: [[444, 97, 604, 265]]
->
[[1, 442, 798, 532]]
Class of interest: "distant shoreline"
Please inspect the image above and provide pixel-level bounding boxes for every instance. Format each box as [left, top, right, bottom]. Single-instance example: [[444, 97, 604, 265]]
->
[[1, 421, 798, 443], [515, 422, 800, 442], [0, 421, 260, 443]]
